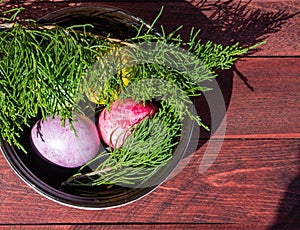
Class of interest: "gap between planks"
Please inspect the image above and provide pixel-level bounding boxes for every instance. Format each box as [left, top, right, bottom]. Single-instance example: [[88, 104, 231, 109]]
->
[[211, 133, 300, 140]]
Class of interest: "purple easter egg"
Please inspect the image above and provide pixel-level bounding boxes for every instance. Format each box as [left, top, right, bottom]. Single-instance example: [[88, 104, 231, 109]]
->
[[31, 115, 100, 168]]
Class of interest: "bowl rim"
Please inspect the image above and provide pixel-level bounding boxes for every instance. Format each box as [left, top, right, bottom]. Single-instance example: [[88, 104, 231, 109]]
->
[[0, 5, 197, 210], [1, 142, 161, 210], [1, 107, 196, 210]]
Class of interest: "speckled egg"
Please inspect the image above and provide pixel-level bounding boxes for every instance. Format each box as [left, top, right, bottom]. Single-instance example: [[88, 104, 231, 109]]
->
[[30, 115, 100, 168], [98, 98, 158, 148]]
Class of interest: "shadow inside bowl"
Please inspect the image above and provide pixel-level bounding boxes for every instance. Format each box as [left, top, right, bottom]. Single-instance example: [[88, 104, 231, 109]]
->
[[1, 6, 197, 209], [1, 103, 196, 209]]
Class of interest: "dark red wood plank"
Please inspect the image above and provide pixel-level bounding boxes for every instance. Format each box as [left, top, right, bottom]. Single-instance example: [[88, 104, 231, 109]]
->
[[0, 224, 292, 229], [226, 57, 299, 137], [0, 139, 299, 225], [0, 1, 299, 56], [186, 57, 299, 140], [0, 0, 299, 227], [190, 0, 300, 56]]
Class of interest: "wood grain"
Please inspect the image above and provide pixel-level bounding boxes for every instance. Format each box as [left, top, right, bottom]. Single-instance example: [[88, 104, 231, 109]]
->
[[0, 0, 299, 227], [227, 57, 299, 136], [0, 139, 299, 225], [1, 224, 294, 230], [0, 1, 299, 56], [189, 57, 299, 141]]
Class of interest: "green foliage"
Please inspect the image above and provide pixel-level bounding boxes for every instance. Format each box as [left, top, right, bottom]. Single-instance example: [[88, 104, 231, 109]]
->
[[0, 23, 111, 151], [0, 7, 258, 186], [63, 103, 181, 187]]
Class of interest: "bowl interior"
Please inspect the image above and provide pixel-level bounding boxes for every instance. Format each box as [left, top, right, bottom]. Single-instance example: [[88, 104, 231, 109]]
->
[[1, 6, 196, 209]]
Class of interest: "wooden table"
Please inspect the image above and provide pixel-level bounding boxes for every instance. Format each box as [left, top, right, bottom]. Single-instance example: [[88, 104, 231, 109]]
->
[[0, 1, 299, 229]]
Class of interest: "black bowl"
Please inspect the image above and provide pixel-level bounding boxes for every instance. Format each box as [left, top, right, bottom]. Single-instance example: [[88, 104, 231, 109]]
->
[[0, 6, 197, 209]]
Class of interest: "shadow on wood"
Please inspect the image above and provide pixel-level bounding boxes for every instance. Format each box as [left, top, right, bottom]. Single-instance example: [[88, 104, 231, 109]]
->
[[270, 150, 300, 229], [0, 2, 299, 219], [181, 0, 298, 150], [0, 0, 297, 158]]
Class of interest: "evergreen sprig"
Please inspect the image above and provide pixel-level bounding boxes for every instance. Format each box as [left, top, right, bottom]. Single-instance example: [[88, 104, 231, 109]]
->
[[63, 103, 181, 187], [0, 22, 112, 151], [0, 7, 259, 187]]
